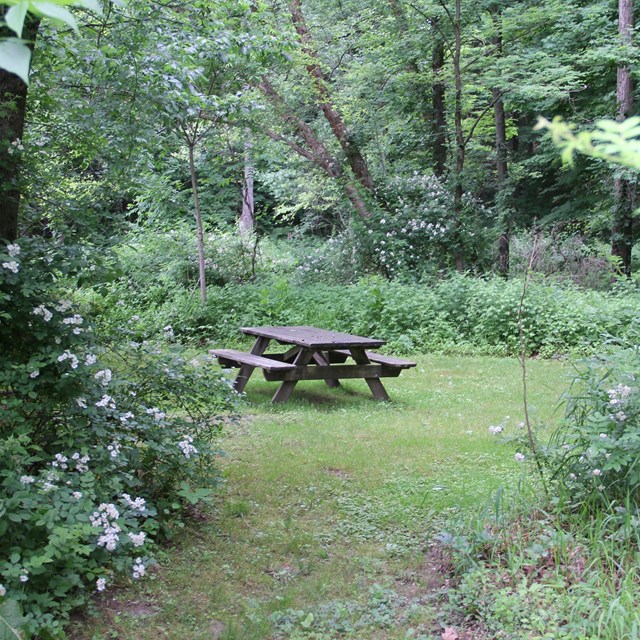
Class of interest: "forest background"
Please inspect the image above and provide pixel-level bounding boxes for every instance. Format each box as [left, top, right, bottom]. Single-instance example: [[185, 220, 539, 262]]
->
[[2, 0, 640, 638]]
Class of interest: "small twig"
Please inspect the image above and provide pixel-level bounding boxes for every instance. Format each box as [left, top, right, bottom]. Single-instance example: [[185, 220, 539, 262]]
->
[[518, 227, 548, 493]]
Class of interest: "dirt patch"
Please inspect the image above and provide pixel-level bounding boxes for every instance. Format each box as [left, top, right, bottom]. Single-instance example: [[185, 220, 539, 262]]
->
[[209, 619, 226, 639], [324, 467, 351, 479]]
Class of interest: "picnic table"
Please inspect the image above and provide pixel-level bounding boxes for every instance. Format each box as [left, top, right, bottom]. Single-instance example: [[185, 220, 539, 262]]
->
[[210, 325, 416, 403]]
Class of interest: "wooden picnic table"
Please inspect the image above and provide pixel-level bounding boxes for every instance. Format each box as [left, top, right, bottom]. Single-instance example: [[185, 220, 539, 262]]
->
[[210, 325, 415, 404]]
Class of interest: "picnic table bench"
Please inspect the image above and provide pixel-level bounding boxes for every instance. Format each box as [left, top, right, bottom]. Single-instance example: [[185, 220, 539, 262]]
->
[[210, 325, 416, 404]]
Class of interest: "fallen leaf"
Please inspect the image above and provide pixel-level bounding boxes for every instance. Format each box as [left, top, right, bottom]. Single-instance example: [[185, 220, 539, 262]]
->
[[442, 627, 459, 640]]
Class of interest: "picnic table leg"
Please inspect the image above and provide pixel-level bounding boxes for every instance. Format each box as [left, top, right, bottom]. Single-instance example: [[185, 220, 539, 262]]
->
[[271, 348, 314, 403], [234, 336, 270, 393], [312, 350, 341, 389], [349, 347, 390, 402]]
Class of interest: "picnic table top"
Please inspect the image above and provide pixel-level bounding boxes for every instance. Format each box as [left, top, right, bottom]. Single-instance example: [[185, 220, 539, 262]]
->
[[241, 325, 386, 350]]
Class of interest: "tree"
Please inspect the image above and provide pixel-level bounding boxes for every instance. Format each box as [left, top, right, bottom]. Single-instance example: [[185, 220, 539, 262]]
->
[[611, 0, 635, 276]]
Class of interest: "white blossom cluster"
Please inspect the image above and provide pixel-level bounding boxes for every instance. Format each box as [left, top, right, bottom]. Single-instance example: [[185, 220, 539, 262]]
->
[[132, 558, 146, 579], [608, 384, 632, 406], [96, 577, 107, 592], [119, 411, 135, 424], [146, 407, 165, 421], [96, 394, 116, 409], [128, 532, 146, 547], [33, 304, 53, 322], [94, 369, 112, 386], [71, 452, 91, 472], [107, 442, 121, 458], [91, 503, 121, 551], [2, 261, 19, 273], [57, 350, 80, 369], [488, 425, 503, 435], [6, 243, 20, 257], [122, 493, 146, 511], [177, 435, 198, 459], [0, 583, 6, 596]]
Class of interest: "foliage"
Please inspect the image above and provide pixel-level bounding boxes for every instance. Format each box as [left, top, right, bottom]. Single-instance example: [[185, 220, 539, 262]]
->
[[0, 0, 101, 84], [547, 336, 640, 507], [0, 238, 236, 637]]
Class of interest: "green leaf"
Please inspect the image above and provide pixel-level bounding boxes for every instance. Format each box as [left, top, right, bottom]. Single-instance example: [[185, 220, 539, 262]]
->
[[5, 2, 29, 37], [30, 2, 79, 32], [75, 0, 103, 14], [0, 599, 26, 640], [0, 40, 31, 84]]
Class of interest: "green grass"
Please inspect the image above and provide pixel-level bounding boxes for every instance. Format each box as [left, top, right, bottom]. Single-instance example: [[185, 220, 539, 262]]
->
[[70, 356, 569, 640]]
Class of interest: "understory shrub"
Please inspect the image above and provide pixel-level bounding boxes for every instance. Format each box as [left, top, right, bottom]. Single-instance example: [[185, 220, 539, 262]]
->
[[0, 239, 236, 637], [89, 261, 640, 356], [548, 334, 640, 506]]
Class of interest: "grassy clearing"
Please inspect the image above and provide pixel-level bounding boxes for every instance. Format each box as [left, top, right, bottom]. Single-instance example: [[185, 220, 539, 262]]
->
[[71, 356, 568, 640]]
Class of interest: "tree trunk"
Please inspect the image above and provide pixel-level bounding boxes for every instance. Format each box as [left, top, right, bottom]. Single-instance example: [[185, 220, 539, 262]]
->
[[432, 35, 447, 178], [239, 132, 255, 235], [259, 78, 375, 219], [452, 0, 465, 271], [0, 14, 40, 241], [492, 19, 510, 277], [612, 0, 634, 276], [287, 0, 375, 193], [188, 143, 207, 303]]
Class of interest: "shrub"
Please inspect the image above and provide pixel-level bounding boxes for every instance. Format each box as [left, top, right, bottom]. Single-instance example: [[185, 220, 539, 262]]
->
[[0, 239, 236, 637], [548, 338, 640, 506]]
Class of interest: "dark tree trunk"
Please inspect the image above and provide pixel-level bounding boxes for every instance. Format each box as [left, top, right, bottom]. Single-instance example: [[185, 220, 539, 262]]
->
[[0, 14, 40, 241], [432, 35, 447, 178], [288, 0, 375, 193], [452, 0, 465, 271], [493, 21, 510, 277], [612, 0, 634, 276]]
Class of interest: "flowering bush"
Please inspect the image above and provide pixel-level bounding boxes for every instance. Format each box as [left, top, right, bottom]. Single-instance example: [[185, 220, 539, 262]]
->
[[0, 239, 236, 637], [549, 340, 640, 506], [358, 174, 493, 277]]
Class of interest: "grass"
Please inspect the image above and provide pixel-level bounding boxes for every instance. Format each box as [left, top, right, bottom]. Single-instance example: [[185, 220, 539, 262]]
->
[[70, 355, 569, 640]]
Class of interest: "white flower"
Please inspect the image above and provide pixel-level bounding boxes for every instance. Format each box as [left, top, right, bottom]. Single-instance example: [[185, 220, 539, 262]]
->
[[132, 558, 146, 579], [107, 442, 121, 458], [2, 261, 19, 273], [0, 583, 6, 596], [177, 435, 198, 459], [62, 314, 83, 325], [122, 494, 146, 511], [6, 243, 20, 257], [29, 370, 39, 379], [128, 532, 146, 547], [55, 299, 72, 312], [599, 433, 608, 439], [19, 475, 35, 485], [514, 452, 526, 462], [19, 574, 28, 583], [32, 304, 53, 321], [96, 577, 106, 592], [615, 411, 627, 422], [72, 491, 82, 499], [488, 425, 503, 435], [95, 395, 114, 408], [592, 469, 602, 476], [119, 411, 135, 424], [52, 453, 68, 469], [129, 315, 140, 322], [85, 354, 97, 366], [94, 369, 112, 385], [57, 350, 79, 369], [76, 397, 87, 408]]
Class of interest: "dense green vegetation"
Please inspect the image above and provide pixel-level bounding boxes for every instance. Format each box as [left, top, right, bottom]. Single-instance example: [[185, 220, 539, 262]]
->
[[2, 0, 640, 637]]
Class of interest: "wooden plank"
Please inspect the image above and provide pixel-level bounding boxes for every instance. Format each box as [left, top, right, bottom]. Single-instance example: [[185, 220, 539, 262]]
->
[[333, 349, 416, 369], [312, 350, 340, 388], [264, 364, 383, 382], [240, 325, 386, 349], [271, 348, 314, 403], [349, 347, 390, 402], [209, 348, 295, 371]]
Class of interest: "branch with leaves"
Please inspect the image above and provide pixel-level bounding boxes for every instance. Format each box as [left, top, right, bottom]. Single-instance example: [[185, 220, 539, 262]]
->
[[0, 0, 102, 84]]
